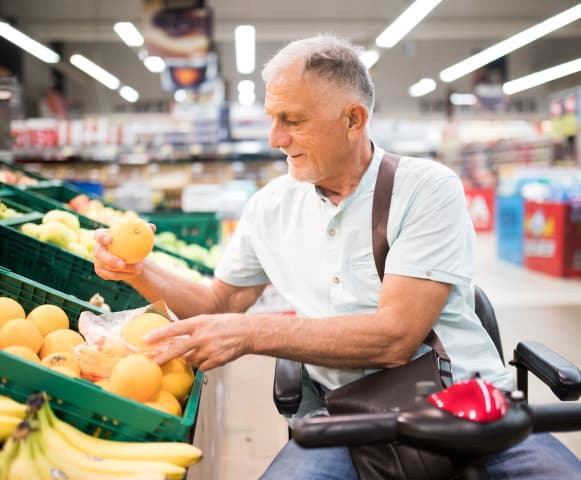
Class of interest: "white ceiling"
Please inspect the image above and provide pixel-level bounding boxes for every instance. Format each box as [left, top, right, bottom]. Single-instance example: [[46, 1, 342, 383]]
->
[[1, 0, 581, 115]]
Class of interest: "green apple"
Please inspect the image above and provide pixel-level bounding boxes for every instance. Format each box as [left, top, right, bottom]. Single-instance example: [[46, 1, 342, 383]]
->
[[38, 221, 79, 248], [20, 223, 40, 238], [42, 209, 80, 232]]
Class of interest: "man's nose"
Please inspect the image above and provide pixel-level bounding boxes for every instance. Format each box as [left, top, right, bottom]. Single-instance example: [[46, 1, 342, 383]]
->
[[269, 121, 291, 149]]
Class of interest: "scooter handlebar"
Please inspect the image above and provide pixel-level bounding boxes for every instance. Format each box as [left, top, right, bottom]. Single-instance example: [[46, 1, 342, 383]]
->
[[291, 412, 398, 448], [291, 401, 581, 457]]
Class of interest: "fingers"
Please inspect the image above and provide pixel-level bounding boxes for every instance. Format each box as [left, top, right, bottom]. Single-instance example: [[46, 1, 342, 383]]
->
[[93, 229, 143, 280], [144, 319, 199, 344], [94, 228, 112, 245]]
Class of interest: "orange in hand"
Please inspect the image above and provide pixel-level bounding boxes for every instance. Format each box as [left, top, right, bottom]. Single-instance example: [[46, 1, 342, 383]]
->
[[107, 218, 154, 264]]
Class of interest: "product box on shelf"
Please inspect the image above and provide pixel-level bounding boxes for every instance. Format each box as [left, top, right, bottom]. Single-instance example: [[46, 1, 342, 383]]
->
[[495, 194, 524, 265], [0, 266, 203, 442], [523, 200, 581, 278], [464, 187, 495, 232]]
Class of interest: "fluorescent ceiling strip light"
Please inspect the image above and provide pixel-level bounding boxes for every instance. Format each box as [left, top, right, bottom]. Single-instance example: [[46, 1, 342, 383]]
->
[[238, 91, 255, 106], [409, 78, 436, 97], [235, 25, 255, 74], [143, 56, 165, 73], [114, 22, 144, 47], [503, 57, 581, 95], [450, 93, 477, 105], [69, 54, 120, 90], [0, 21, 60, 63], [119, 85, 139, 103], [376, 0, 443, 48], [440, 4, 581, 82], [360, 49, 380, 69]]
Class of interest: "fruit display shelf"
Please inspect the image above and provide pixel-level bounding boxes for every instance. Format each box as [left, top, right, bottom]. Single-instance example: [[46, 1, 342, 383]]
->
[[1, 182, 215, 277], [0, 157, 57, 185], [0, 266, 203, 443], [0, 183, 104, 230]]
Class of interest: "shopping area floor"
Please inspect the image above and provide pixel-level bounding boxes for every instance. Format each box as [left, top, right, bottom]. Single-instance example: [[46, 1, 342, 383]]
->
[[189, 232, 581, 479]]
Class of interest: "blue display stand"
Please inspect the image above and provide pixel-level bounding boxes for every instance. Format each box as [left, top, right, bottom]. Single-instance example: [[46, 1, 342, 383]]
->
[[496, 194, 524, 265]]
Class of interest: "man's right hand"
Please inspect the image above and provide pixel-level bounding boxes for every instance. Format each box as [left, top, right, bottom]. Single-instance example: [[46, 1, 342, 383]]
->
[[93, 228, 146, 281]]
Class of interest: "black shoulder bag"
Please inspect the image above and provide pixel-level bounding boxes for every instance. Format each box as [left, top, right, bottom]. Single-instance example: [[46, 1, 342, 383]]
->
[[324, 153, 459, 480]]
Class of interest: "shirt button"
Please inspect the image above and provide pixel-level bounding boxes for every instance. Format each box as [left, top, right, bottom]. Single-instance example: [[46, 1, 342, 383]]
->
[[328, 229, 336, 237], [332, 276, 340, 284], [426, 271, 432, 277]]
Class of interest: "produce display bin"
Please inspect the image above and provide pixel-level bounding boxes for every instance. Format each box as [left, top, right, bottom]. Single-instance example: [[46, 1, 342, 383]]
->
[[0, 157, 55, 184], [143, 210, 221, 247], [0, 217, 147, 311], [0, 194, 40, 225], [0, 183, 104, 229], [0, 267, 203, 442], [0, 183, 210, 277], [20, 182, 110, 208]]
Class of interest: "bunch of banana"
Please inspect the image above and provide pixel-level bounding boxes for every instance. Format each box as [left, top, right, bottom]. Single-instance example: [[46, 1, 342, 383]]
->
[[0, 396, 26, 443], [0, 392, 202, 480]]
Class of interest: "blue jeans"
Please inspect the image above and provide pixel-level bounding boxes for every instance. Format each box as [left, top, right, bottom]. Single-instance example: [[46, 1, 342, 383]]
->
[[260, 433, 581, 479]]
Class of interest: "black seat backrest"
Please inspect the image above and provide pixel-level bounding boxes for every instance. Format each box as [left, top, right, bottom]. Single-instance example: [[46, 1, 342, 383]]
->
[[474, 285, 504, 364]]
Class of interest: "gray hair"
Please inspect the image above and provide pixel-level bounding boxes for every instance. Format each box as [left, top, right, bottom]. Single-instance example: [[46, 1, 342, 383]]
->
[[261, 34, 375, 114]]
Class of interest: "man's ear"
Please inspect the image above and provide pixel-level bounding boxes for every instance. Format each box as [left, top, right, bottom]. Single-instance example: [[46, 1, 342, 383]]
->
[[344, 103, 368, 137]]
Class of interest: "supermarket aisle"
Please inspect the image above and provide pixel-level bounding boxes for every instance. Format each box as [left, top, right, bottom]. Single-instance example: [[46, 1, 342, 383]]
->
[[217, 233, 581, 480]]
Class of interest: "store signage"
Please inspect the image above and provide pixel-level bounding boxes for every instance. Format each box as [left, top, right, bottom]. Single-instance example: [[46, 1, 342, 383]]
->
[[464, 188, 494, 232], [142, 1, 211, 61], [523, 201, 581, 277]]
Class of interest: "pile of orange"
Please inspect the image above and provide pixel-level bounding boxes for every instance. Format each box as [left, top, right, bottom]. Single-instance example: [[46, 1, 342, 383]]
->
[[0, 297, 84, 377], [1, 296, 195, 417]]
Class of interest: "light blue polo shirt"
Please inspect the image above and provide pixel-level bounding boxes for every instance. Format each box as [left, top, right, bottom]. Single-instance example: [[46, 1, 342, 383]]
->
[[215, 146, 514, 392]]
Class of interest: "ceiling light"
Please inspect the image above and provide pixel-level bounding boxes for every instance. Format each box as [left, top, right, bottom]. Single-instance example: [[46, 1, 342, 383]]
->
[[235, 25, 255, 74], [119, 85, 139, 103], [238, 90, 255, 106], [360, 50, 380, 69], [237, 80, 255, 94], [408, 78, 436, 97], [174, 90, 187, 102], [0, 22, 60, 64], [69, 54, 120, 90], [376, 0, 443, 48], [503, 57, 581, 95], [450, 93, 477, 105], [114, 22, 144, 47], [440, 4, 581, 83], [144, 56, 165, 73]]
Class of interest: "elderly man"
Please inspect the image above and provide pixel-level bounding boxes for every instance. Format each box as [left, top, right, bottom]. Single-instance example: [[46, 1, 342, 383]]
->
[[94, 35, 580, 479]]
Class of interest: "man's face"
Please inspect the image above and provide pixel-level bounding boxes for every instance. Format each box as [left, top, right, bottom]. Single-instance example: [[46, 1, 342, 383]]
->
[[264, 63, 350, 184]]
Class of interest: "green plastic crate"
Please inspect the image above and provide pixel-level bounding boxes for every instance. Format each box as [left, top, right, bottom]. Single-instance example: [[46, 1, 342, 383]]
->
[[143, 210, 221, 247], [0, 158, 54, 183], [0, 267, 203, 442], [0, 183, 104, 230], [0, 195, 40, 225], [22, 182, 112, 206], [0, 218, 147, 311]]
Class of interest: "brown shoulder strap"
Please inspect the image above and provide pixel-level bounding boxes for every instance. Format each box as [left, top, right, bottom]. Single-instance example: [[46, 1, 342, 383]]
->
[[372, 153, 400, 281], [371, 152, 449, 363]]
